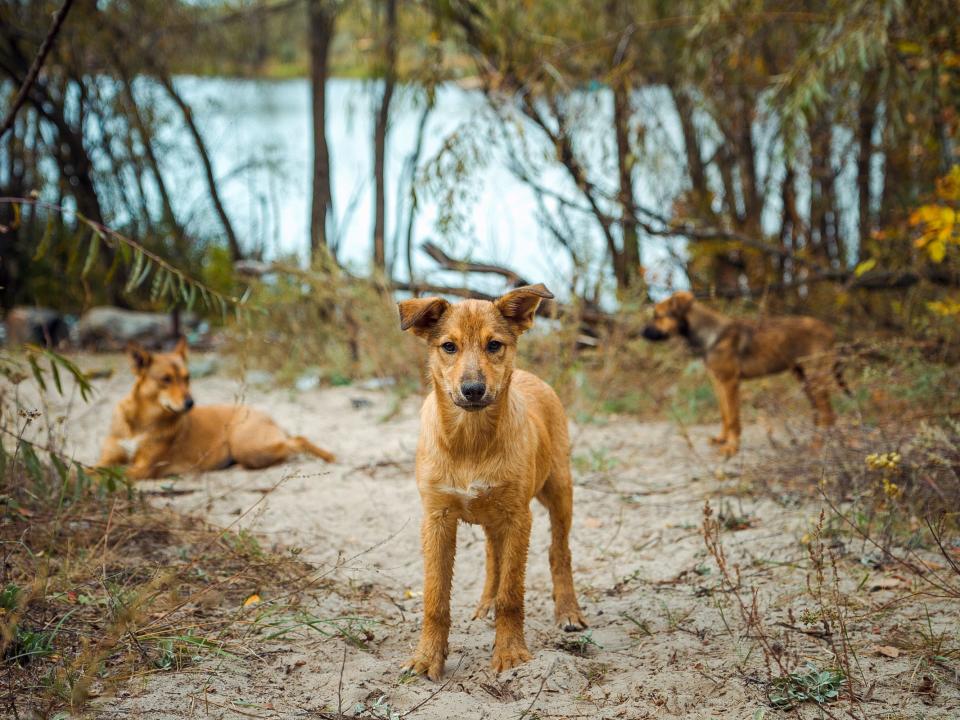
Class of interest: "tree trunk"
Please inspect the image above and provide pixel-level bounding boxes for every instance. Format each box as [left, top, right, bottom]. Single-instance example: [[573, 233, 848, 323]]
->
[[156, 73, 243, 262], [856, 69, 878, 261], [372, 0, 397, 273], [613, 78, 641, 293], [309, 0, 335, 263]]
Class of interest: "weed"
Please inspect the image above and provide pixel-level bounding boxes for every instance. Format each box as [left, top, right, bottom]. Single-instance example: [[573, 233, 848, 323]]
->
[[556, 630, 601, 657], [768, 662, 846, 709]]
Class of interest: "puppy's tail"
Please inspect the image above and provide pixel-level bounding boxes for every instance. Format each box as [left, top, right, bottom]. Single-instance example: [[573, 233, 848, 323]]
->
[[833, 361, 853, 397], [292, 436, 336, 463]]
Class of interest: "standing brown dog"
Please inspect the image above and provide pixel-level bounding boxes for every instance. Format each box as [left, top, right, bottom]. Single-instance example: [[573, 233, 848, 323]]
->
[[398, 284, 587, 680], [99, 338, 335, 478], [643, 291, 846, 457]]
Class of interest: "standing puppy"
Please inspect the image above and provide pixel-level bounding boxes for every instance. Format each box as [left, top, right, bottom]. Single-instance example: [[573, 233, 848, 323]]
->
[[398, 284, 587, 680], [643, 291, 845, 457]]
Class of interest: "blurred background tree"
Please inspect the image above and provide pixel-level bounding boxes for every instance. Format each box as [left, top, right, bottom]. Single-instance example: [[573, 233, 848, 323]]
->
[[1, 0, 957, 327]]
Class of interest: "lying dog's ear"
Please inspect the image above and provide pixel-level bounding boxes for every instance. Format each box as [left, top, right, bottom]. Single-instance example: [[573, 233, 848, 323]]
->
[[127, 342, 152, 373], [495, 283, 554, 334], [670, 291, 694, 316], [398, 297, 451, 339], [173, 335, 188, 359]]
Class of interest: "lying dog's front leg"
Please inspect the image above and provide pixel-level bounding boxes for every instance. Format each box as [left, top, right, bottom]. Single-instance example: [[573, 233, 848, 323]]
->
[[491, 508, 533, 673], [406, 508, 457, 681]]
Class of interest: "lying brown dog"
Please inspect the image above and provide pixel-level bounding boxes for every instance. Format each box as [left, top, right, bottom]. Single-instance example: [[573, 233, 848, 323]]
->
[[643, 291, 846, 457], [398, 284, 587, 680], [98, 338, 335, 478]]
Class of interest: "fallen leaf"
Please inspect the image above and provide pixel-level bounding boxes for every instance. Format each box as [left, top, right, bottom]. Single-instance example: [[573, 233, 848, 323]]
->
[[874, 645, 900, 658], [17, 507, 34, 518], [242, 593, 261, 607], [583, 517, 603, 529], [868, 577, 902, 591]]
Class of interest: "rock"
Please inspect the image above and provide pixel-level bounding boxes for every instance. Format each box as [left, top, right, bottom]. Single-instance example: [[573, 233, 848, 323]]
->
[[187, 356, 218, 378], [244, 369, 274, 386], [4, 306, 69, 347], [77, 307, 198, 350]]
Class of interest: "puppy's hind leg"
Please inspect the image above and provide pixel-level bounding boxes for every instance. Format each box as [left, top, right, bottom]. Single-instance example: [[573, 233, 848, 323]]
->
[[537, 471, 587, 632]]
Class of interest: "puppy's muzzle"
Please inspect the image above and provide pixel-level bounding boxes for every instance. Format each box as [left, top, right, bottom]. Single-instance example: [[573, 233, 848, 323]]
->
[[642, 325, 670, 341], [455, 381, 491, 411]]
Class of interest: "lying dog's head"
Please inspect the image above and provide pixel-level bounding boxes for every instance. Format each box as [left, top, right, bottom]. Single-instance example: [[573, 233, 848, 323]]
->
[[642, 290, 695, 341], [398, 284, 554, 411], [126, 337, 194, 420]]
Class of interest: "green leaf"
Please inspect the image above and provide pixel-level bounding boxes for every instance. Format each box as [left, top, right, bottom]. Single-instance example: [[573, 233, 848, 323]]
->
[[33, 215, 55, 261], [81, 231, 101, 279], [125, 249, 145, 293], [48, 356, 63, 395]]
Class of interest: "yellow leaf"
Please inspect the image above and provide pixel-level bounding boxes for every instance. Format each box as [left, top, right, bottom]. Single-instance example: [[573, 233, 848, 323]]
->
[[928, 239, 946, 263], [854, 258, 876, 277], [243, 593, 261, 607]]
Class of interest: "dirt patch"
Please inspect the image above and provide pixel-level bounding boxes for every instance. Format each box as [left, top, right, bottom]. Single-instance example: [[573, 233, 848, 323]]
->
[[17, 354, 960, 719]]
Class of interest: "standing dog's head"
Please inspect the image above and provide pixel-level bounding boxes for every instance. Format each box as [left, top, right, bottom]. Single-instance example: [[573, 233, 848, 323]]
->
[[398, 284, 554, 411], [126, 337, 194, 420], [642, 291, 695, 341]]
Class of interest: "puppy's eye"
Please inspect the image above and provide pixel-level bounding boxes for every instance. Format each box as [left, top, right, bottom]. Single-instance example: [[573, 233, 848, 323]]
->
[[184, 375, 190, 382], [486, 340, 503, 353], [160, 375, 172, 385], [440, 342, 457, 354]]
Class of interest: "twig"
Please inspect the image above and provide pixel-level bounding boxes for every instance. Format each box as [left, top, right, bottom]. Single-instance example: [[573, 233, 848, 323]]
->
[[518, 659, 556, 719], [401, 655, 464, 718], [0, 0, 77, 141]]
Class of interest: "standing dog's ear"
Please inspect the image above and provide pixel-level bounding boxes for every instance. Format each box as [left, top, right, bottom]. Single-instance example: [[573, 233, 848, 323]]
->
[[669, 291, 695, 316], [495, 283, 554, 334], [173, 335, 188, 359], [398, 297, 451, 339], [127, 342, 152, 374]]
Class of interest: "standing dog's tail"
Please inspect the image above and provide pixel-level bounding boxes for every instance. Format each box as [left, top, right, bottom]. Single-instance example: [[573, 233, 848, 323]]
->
[[834, 360, 853, 397], [292, 436, 336, 463]]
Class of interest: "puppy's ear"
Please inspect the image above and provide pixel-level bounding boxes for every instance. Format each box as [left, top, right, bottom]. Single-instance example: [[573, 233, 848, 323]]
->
[[495, 283, 554, 334], [398, 297, 450, 339], [173, 335, 188, 359], [670, 291, 695, 315], [127, 342, 152, 373]]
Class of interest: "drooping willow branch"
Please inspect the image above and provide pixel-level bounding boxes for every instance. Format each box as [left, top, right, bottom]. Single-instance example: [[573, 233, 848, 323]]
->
[[2, 197, 249, 318]]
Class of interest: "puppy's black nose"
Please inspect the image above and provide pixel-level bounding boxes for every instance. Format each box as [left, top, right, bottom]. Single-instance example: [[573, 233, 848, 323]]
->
[[460, 382, 486, 402], [184, 396, 195, 411], [642, 325, 668, 341]]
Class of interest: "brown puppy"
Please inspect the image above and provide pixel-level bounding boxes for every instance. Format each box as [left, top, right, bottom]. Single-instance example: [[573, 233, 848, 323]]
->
[[398, 284, 587, 680], [643, 291, 845, 457], [98, 338, 335, 478]]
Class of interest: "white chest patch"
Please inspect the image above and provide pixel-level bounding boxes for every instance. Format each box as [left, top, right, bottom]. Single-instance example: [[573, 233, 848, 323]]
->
[[119, 434, 145, 460]]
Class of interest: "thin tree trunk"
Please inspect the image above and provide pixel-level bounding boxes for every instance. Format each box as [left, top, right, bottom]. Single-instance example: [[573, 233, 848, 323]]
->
[[613, 79, 640, 292], [309, 0, 335, 263], [372, 0, 397, 273], [156, 73, 243, 261]]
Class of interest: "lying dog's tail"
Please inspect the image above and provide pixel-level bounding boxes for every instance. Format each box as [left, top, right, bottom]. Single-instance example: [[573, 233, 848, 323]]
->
[[292, 436, 336, 463], [833, 361, 853, 397]]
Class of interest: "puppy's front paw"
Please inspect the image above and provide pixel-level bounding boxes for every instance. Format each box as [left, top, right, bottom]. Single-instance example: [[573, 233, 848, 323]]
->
[[555, 607, 587, 632], [710, 434, 728, 446], [473, 596, 495, 621], [403, 649, 446, 682], [491, 640, 532, 674], [718, 442, 739, 459]]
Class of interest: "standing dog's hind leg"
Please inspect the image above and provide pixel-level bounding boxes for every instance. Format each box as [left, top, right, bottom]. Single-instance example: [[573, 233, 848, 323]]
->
[[537, 474, 587, 631]]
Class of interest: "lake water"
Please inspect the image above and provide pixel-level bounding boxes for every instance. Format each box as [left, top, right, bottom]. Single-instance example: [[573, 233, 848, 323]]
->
[[154, 77, 692, 298], [137, 77, 863, 300]]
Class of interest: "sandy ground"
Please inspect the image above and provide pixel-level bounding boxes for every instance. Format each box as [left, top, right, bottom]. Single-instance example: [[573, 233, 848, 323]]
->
[[14, 353, 959, 719]]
